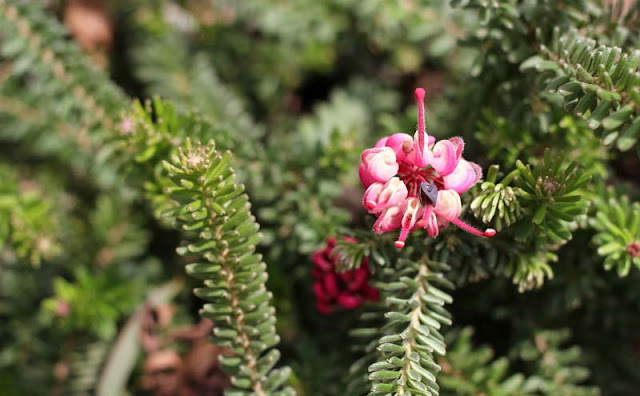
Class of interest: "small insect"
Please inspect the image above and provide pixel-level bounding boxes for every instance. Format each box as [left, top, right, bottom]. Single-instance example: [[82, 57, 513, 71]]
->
[[419, 182, 438, 206]]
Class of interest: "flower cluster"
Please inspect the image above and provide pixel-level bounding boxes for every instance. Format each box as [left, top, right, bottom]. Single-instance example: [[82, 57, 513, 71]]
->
[[311, 237, 379, 314], [359, 88, 496, 248]]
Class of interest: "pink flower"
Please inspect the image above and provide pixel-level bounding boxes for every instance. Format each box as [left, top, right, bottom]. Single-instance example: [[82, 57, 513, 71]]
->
[[358, 88, 496, 248], [311, 238, 379, 314]]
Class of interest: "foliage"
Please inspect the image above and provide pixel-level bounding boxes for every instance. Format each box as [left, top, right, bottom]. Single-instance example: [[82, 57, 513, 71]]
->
[[514, 149, 590, 245], [512, 329, 599, 396], [439, 327, 529, 395], [0, 0, 126, 186], [590, 189, 640, 276], [42, 267, 142, 339], [440, 327, 599, 396], [0, 164, 61, 266], [523, 29, 640, 151]]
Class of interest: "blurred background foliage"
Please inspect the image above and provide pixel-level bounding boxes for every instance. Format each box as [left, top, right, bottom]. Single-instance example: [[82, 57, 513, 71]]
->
[[1, 0, 640, 395]]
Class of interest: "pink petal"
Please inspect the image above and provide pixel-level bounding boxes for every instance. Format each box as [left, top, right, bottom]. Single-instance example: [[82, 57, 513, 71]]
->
[[396, 198, 423, 248], [312, 251, 332, 271], [443, 159, 479, 193], [369, 177, 408, 213], [322, 273, 339, 297], [423, 205, 440, 237], [437, 216, 450, 230], [429, 140, 458, 176], [400, 198, 422, 230], [385, 133, 414, 162], [363, 182, 385, 212], [339, 270, 353, 283], [316, 301, 333, 314], [364, 286, 379, 301], [337, 293, 364, 309], [313, 282, 330, 301], [448, 137, 465, 159], [359, 163, 376, 188], [434, 190, 461, 221], [348, 267, 369, 291], [469, 161, 483, 181], [373, 205, 403, 233]]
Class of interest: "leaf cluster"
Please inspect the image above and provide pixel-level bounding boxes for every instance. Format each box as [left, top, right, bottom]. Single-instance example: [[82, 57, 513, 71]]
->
[[590, 189, 640, 276], [160, 139, 294, 395], [524, 29, 640, 151], [349, 259, 453, 396]]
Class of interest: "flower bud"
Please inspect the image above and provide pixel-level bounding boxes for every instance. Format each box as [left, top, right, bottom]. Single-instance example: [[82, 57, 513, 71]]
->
[[373, 205, 403, 233], [362, 177, 408, 213], [434, 190, 461, 221], [362, 182, 384, 211]]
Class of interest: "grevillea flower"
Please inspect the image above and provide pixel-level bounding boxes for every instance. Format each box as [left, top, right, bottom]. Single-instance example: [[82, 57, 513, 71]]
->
[[311, 237, 379, 314], [359, 88, 496, 248]]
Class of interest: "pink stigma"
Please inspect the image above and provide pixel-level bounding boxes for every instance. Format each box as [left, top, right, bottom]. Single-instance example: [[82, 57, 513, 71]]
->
[[450, 218, 496, 237], [395, 227, 412, 249], [415, 88, 426, 149]]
